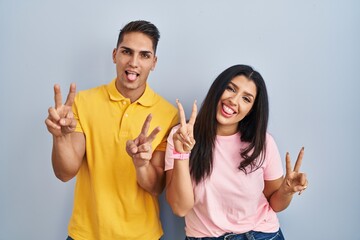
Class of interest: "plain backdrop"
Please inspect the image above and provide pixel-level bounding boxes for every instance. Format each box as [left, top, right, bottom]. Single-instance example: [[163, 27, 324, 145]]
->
[[1, 0, 359, 239]]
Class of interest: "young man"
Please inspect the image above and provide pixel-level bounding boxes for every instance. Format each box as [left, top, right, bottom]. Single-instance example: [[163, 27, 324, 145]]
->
[[45, 20, 178, 240]]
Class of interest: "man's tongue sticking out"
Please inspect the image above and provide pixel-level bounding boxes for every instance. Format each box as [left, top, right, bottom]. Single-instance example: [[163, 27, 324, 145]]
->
[[127, 72, 138, 81]]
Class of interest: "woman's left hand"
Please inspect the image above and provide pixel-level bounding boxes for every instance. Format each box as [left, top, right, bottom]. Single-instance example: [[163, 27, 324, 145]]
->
[[281, 147, 308, 195]]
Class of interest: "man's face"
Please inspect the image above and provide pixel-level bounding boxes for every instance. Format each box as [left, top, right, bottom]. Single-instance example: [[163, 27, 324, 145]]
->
[[112, 32, 157, 100]]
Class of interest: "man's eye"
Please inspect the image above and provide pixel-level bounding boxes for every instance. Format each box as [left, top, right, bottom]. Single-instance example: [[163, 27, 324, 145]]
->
[[122, 50, 131, 55], [141, 53, 150, 59]]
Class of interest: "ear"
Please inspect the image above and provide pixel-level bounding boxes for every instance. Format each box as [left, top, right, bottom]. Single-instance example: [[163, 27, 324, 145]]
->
[[112, 48, 117, 63], [151, 56, 158, 71]]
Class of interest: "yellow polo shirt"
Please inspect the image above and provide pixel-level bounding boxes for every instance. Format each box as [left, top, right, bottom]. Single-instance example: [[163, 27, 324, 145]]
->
[[69, 79, 178, 240]]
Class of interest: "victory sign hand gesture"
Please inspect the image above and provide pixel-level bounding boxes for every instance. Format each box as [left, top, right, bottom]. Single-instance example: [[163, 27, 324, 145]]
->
[[45, 84, 77, 137], [173, 99, 197, 154], [126, 114, 161, 168], [281, 147, 308, 195]]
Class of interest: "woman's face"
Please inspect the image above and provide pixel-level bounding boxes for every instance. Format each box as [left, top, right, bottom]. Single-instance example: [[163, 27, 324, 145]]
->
[[216, 75, 257, 136]]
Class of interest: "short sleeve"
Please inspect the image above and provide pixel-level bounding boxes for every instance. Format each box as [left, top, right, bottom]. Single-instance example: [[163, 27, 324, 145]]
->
[[263, 133, 284, 180], [155, 140, 167, 152], [155, 113, 179, 152], [164, 125, 180, 171], [72, 93, 84, 133]]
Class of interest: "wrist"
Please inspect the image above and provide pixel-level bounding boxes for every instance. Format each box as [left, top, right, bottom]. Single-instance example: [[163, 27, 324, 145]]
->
[[172, 149, 190, 160], [278, 184, 295, 197]]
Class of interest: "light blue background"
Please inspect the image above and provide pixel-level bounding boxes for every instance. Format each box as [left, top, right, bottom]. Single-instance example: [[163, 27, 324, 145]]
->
[[1, 0, 359, 239]]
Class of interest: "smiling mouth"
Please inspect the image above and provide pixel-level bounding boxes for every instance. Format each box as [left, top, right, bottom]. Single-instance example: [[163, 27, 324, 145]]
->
[[222, 104, 236, 115]]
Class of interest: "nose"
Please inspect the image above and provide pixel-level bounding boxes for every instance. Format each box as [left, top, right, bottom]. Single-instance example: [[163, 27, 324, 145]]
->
[[129, 54, 139, 68], [228, 93, 240, 106]]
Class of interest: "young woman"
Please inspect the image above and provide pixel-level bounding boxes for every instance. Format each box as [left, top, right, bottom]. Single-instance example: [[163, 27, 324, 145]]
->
[[165, 64, 308, 240]]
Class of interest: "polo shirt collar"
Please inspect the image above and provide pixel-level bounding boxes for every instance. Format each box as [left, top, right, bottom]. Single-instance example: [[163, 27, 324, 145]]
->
[[106, 78, 156, 106]]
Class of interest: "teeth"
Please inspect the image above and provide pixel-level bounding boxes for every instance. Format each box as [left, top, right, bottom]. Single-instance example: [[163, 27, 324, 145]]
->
[[223, 104, 234, 115]]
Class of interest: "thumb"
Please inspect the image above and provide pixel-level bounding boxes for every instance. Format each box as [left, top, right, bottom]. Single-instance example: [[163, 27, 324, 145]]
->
[[60, 117, 74, 126], [126, 140, 138, 155]]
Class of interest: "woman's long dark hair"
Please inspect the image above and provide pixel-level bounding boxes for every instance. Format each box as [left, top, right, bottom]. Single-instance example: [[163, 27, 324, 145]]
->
[[190, 64, 269, 184]]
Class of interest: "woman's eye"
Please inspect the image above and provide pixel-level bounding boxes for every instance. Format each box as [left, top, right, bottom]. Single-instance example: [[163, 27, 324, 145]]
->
[[243, 97, 251, 103], [226, 86, 235, 92]]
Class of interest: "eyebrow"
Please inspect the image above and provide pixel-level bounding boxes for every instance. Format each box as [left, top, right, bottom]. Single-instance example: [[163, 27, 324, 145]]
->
[[119, 46, 153, 55], [229, 81, 255, 99]]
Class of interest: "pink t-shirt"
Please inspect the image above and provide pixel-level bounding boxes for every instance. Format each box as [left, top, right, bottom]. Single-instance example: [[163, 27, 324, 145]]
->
[[165, 126, 283, 237]]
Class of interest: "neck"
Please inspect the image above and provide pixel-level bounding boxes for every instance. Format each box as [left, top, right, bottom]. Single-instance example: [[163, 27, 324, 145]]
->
[[115, 82, 146, 103], [216, 125, 238, 136]]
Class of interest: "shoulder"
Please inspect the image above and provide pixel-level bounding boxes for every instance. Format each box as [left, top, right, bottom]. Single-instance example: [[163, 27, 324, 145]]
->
[[150, 90, 177, 115], [263, 132, 283, 177], [152, 90, 176, 108], [265, 132, 277, 147], [264, 132, 281, 161], [75, 84, 107, 103]]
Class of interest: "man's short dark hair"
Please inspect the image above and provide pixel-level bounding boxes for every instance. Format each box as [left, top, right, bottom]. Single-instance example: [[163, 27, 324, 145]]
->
[[116, 20, 160, 53]]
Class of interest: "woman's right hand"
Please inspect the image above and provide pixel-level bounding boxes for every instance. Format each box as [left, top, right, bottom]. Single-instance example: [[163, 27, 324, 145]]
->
[[173, 99, 197, 153]]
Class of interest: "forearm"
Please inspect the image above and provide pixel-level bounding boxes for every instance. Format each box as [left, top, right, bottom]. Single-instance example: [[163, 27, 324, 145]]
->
[[166, 160, 194, 217], [52, 134, 83, 182], [269, 187, 294, 212], [135, 162, 164, 196]]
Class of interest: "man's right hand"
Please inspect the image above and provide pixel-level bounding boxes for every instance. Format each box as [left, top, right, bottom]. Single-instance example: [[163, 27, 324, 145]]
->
[[45, 83, 77, 137]]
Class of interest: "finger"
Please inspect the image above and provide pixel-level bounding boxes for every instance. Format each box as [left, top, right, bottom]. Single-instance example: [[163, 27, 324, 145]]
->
[[45, 118, 61, 130], [66, 111, 77, 129], [293, 147, 305, 172], [304, 178, 308, 188], [188, 100, 197, 125], [286, 178, 291, 187], [183, 139, 195, 152], [146, 126, 161, 143], [59, 117, 74, 126], [140, 114, 152, 136], [296, 186, 306, 194], [179, 126, 192, 144], [54, 84, 62, 109], [133, 137, 140, 146], [297, 181, 308, 195], [176, 99, 187, 127], [48, 107, 60, 122], [138, 143, 151, 152], [126, 140, 138, 155], [179, 125, 189, 138], [285, 152, 293, 175], [64, 83, 76, 107], [66, 110, 73, 119], [136, 152, 152, 161], [299, 173, 307, 186]]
